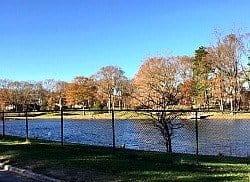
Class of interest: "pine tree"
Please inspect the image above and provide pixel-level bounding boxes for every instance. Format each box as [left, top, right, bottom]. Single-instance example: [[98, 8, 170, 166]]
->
[[192, 46, 212, 108]]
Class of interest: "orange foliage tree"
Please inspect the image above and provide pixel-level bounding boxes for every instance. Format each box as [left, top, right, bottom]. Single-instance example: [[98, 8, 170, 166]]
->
[[132, 56, 183, 153], [65, 76, 97, 108]]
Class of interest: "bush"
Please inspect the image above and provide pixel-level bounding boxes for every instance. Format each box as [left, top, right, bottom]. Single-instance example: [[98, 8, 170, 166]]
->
[[92, 102, 108, 114]]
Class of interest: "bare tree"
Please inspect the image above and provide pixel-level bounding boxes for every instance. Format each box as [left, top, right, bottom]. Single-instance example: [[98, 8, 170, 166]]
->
[[42, 79, 56, 110], [19, 81, 35, 110]]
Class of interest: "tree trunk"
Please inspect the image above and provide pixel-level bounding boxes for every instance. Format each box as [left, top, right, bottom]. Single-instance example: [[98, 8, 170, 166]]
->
[[118, 99, 121, 110], [164, 121, 172, 153], [220, 98, 224, 111], [168, 136, 172, 153], [108, 94, 111, 113], [112, 100, 115, 110], [230, 98, 233, 112]]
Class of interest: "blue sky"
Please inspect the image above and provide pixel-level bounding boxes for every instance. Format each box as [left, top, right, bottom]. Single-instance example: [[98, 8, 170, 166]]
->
[[0, 0, 249, 81]]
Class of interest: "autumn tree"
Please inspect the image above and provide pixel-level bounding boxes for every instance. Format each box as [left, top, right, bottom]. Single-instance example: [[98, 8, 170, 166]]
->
[[179, 79, 194, 106], [0, 80, 43, 111], [132, 56, 182, 153], [209, 31, 248, 111], [0, 79, 12, 110], [7, 81, 21, 111], [177, 56, 193, 106], [117, 78, 133, 109], [65, 83, 76, 107], [5, 81, 34, 111], [94, 65, 128, 111], [65, 76, 97, 108]]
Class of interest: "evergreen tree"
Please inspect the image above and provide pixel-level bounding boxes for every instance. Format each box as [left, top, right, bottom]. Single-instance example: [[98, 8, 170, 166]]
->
[[192, 46, 212, 108]]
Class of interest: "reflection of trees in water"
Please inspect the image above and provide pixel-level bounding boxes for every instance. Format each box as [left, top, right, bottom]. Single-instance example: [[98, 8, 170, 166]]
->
[[198, 119, 232, 142], [116, 119, 199, 153], [64, 119, 113, 145], [163, 119, 250, 156], [182, 119, 235, 143], [170, 119, 196, 153], [115, 120, 165, 151], [190, 119, 250, 156]]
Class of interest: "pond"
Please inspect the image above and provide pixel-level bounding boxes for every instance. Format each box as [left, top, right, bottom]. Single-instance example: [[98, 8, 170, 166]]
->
[[0, 119, 249, 157]]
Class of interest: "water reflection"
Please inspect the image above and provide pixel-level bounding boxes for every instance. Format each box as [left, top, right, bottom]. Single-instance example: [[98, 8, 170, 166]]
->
[[0, 119, 249, 157]]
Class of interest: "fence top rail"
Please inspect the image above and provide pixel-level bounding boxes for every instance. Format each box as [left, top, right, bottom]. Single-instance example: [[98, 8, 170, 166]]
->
[[1, 108, 248, 114]]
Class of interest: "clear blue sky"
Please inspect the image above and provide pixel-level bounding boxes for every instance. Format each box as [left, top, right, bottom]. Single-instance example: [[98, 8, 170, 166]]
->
[[0, 0, 249, 81]]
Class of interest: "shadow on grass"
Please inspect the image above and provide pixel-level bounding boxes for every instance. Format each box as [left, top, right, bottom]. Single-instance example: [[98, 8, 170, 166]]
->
[[0, 136, 249, 181]]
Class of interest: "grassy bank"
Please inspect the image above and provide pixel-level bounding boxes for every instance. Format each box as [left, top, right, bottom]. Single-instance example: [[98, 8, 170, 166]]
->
[[4, 111, 151, 120], [208, 112, 250, 120], [4, 110, 250, 121], [0, 136, 249, 181]]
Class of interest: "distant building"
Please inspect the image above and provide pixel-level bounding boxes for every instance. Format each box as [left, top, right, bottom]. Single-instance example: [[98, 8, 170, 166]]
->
[[5, 104, 15, 111]]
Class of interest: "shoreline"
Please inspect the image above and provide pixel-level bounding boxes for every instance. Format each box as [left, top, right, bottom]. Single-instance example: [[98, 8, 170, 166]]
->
[[2, 111, 250, 120]]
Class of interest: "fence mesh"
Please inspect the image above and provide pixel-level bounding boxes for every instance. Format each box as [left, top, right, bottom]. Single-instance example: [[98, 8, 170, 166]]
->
[[0, 109, 249, 157]]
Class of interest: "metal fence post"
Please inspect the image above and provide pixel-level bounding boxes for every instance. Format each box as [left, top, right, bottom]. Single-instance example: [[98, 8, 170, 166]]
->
[[195, 111, 199, 156], [2, 111, 5, 138], [25, 110, 29, 141], [83, 107, 86, 115], [112, 109, 115, 153], [61, 109, 64, 147]]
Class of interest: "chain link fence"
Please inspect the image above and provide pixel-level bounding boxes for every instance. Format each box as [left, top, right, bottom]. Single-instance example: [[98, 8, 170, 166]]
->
[[0, 109, 249, 157]]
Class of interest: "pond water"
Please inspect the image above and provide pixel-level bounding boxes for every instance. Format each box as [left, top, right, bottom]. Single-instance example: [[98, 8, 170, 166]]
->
[[0, 119, 249, 157]]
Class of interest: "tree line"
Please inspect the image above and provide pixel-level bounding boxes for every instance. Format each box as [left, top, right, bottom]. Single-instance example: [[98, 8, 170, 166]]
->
[[0, 30, 250, 112]]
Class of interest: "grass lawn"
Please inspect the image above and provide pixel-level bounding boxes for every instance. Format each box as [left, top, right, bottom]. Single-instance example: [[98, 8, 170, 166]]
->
[[0, 136, 249, 181], [208, 112, 250, 120], [4, 110, 152, 120], [4, 110, 250, 121]]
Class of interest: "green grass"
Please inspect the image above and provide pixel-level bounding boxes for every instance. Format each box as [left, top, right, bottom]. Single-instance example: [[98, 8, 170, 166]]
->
[[29, 110, 151, 120], [5, 110, 250, 120], [0, 136, 249, 181]]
